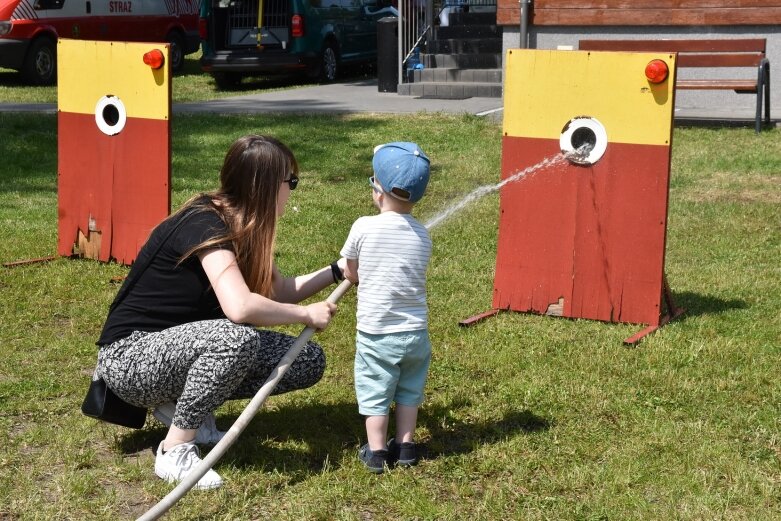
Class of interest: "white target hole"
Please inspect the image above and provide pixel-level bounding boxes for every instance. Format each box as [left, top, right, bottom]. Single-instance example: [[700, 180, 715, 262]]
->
[[560, 116, 608, 165], [95, 95, 127, 136]]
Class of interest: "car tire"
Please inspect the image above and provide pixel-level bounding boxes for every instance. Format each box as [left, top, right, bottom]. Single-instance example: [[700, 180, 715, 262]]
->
[[317, 41, 339, 83], [23, 37, 56, 85], [213, 72, 243, 89], [166, 31, 185, 72]]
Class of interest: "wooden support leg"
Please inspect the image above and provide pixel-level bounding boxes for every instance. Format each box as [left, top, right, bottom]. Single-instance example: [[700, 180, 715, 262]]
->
[[624, 275, 685, 345], [2, 256, 58, 268], [459, 308, 502, 327]]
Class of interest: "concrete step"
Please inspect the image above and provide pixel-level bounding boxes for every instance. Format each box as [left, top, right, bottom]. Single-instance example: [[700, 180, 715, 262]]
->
[[435, 24, 501, 40], [412, 67, 502, 84], [422, 52, 502, 69], [426, 38, 502, 54], [397, 81, 502, 99]]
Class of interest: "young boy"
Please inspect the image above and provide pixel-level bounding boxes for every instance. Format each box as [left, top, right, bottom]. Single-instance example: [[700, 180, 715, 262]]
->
[[340, 142, 433, 473]]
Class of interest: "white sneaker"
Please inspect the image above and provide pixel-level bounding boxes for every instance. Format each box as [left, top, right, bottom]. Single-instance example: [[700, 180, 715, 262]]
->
[[155, 441, 224, 490], [153, 402, 226, 445]]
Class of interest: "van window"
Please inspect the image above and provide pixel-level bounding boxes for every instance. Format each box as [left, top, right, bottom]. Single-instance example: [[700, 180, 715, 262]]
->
[[34, 0, 65, 9]]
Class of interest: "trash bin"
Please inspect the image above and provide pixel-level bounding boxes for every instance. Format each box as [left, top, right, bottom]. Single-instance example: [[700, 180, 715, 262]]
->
[[377, 16, 398, 93]]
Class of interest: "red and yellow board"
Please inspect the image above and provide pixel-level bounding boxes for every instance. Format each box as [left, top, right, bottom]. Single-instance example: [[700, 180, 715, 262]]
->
[[57, 39, 171, 265], [495, 49, 677, 326]]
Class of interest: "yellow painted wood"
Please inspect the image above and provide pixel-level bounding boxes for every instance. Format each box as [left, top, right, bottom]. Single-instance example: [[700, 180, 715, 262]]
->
[[503, 49, 676, 145], [58, 39, 170, 120]]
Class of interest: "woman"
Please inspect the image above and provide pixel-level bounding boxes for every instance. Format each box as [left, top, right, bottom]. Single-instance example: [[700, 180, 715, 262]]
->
[[95, 135, 342, 489]]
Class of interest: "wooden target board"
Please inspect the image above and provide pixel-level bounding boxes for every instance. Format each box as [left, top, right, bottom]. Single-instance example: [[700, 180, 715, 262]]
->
[[495, 49, 677, 326], [57, 39, 171, 265]]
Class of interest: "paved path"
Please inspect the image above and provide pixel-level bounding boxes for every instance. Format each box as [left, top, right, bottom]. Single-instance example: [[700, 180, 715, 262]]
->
[[0, 77, 770, 126], [176, 79, 504, 116], [0, 78, 503, 117]]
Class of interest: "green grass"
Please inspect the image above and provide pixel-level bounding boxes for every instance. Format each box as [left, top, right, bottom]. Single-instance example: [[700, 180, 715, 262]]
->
[[1, 112, 780, 520], [0, 50, 375, 104]]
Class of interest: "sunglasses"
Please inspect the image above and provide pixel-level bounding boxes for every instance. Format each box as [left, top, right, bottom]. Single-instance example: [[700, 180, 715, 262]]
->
[[284, 176, 299, 190]]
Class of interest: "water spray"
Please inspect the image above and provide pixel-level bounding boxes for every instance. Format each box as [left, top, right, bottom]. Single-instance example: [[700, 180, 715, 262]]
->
[[425, 144, 592, 231], [137, 145, 591, 520]]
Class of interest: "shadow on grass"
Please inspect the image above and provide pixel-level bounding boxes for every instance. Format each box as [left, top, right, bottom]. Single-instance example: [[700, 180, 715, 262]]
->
[[0, 68, 29, 86], [670, 290, 748, 318], [117, 397, 550, 476], [215, 63, 377, 91], [420, 401, 551, 459], [675, 118, 772, 132]]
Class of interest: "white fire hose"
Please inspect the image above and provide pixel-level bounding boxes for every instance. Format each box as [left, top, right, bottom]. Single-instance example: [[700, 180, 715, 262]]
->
[[137, 279, 354, 521]]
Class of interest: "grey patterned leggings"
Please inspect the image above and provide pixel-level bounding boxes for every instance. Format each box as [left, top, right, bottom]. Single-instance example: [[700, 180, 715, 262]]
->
[[96, 319, 326, 430]]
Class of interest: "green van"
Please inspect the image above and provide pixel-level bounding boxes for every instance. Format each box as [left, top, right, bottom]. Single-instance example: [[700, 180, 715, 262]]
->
[[199, 0, 396, 87]]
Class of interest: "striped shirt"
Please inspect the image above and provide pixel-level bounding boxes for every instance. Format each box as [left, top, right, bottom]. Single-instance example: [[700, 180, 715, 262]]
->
[[341, 211, 432, 334]]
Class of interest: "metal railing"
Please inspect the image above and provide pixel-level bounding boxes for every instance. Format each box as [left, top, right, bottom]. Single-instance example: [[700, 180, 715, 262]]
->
[[397, 0, 497, 84]]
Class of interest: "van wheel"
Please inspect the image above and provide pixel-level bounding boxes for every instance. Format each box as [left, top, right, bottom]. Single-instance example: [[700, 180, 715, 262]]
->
[[166, 31, 185, 72], [213, 72, 243, 89], [23, 37, 56, 85], [318, 42, 339, 82]]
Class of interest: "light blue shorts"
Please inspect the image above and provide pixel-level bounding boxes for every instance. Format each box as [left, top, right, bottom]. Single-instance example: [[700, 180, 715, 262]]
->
[[354, 329, 432, 416]]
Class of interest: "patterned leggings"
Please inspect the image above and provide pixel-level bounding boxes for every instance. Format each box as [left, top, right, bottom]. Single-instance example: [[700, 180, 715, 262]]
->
[[96, 319, 326, 430]]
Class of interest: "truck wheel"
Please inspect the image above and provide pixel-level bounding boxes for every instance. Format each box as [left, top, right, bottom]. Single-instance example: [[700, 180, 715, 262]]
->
[[166, 31, 185, 72], [320, 42, 339, 83], [213, 72, 243, 89], [23, 37, 56, 85], [316, 42, 339, 83]]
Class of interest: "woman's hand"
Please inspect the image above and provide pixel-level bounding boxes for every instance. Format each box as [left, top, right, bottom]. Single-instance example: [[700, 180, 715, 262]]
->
[[304, 301, 338, 330]]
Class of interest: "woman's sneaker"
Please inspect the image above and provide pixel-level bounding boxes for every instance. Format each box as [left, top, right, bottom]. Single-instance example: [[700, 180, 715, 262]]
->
[[387, 438, 418, 467], [154, 441, 223, 489], [153, 402, 226, 445], [358, 443, 389, 474]]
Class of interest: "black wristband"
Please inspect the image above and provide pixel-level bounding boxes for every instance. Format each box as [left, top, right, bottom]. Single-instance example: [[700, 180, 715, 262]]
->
[[330, 261, 344, 284]]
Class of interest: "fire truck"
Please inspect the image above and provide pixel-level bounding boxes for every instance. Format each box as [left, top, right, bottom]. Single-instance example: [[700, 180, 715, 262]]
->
[[0, 0, 200, 84]]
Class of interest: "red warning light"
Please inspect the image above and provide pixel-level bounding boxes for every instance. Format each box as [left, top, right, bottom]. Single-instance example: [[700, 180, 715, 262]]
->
[[143, 49, 165, 70], [645, 59, 669, 84]]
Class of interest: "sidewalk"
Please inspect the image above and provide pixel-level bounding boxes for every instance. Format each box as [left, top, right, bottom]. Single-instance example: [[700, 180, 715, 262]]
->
[[175, 79, 504, 116], [0, 78, 771, 127], [0, 78, 503, 117]]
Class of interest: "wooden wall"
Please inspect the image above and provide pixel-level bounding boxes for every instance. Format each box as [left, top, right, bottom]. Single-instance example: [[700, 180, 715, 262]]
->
[[498, 1, 781, 27]]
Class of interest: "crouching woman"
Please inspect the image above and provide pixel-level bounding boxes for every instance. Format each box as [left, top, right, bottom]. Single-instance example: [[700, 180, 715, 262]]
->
[[93, 135, 340, 489]]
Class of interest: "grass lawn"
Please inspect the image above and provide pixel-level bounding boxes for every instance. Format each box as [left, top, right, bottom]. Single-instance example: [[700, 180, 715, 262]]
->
[[0, 112, 779, 520]]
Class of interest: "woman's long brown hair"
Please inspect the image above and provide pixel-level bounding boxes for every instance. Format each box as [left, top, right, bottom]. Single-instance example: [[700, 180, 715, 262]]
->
[[176, 135, 298, 298]]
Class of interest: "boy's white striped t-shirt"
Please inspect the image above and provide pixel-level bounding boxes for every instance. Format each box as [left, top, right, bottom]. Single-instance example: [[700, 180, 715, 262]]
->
[[340, 211, 432, 334]]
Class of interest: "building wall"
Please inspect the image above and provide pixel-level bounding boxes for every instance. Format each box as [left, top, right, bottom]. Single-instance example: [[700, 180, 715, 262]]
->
[[499, 1, 781, 27], [498, 2, 779, 119]]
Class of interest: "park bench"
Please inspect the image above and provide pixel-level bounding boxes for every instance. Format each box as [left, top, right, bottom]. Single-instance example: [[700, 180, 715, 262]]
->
[[578, 38, 771, 133]]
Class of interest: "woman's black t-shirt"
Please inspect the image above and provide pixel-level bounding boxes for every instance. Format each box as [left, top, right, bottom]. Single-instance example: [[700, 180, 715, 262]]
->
[[97, 205, 233, 346]]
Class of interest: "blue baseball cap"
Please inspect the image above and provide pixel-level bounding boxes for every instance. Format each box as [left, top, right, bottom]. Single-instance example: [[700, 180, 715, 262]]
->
[[372, 142, 430, 203]]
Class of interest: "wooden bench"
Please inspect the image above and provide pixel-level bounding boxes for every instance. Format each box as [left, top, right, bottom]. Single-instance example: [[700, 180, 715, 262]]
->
[[578, 38, 771, 133]]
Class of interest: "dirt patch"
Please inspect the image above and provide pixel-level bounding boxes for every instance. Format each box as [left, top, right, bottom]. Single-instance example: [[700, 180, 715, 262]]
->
[[684, 172, 781, 204]]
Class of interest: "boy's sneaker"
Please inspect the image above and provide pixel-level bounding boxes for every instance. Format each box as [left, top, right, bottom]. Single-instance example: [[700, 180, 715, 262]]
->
[[358, 443, 389, 474], [154, 441, 223, 490], [387, 438, 418, 467], [153, 402, 226, 445]]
